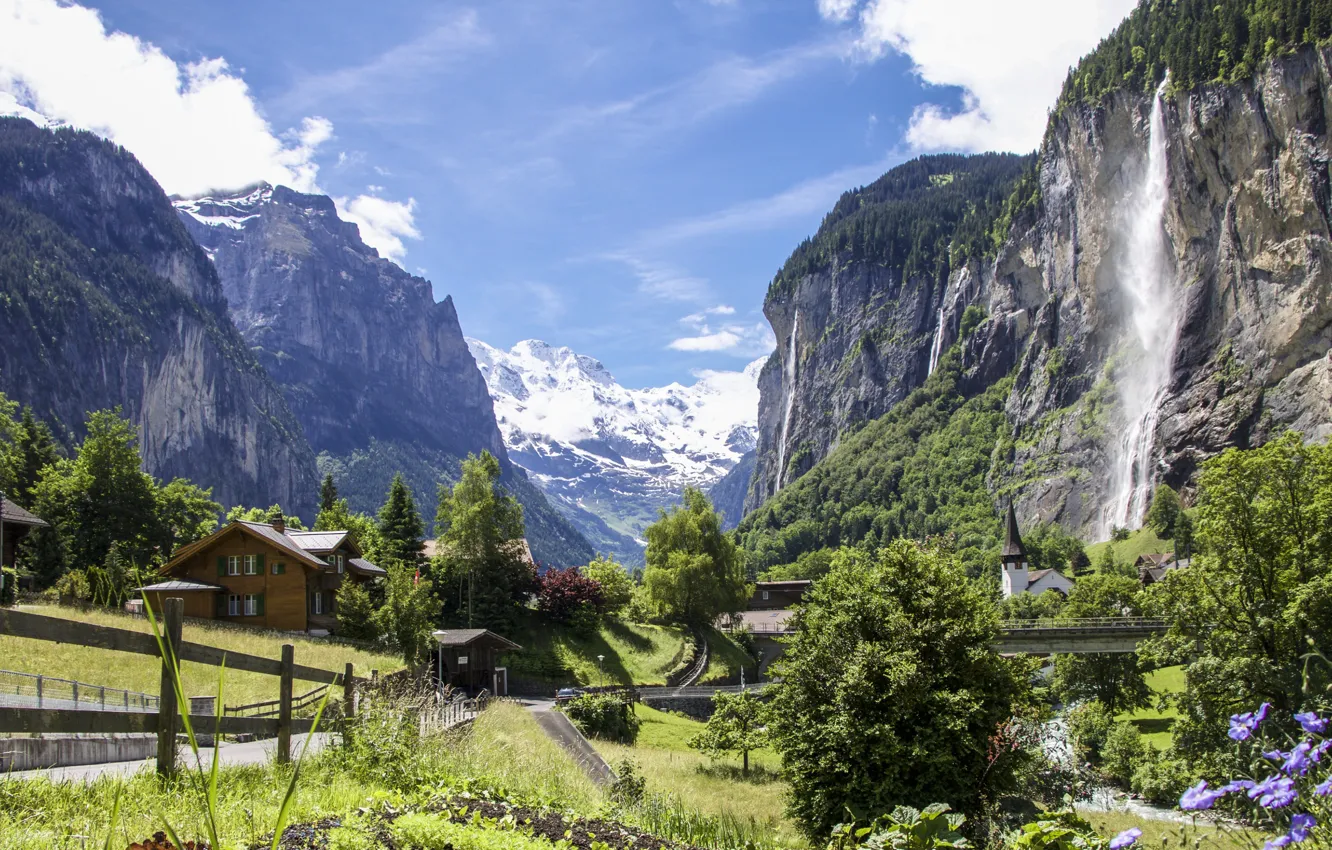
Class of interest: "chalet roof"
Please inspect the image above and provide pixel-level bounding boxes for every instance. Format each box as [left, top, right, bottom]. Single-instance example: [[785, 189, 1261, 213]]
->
[[1, 498, 47, 528], [755, 580, 812, 591], [423, 538, 536, 566], [287, 530, 349, 553], [1001, 503, 1026, 559], [236, 522, 330, 569], [348, 557, 386, 577], [140, 578, 224, 592], [431, 629, 522, 651], [1134, 552, 1173, 567]]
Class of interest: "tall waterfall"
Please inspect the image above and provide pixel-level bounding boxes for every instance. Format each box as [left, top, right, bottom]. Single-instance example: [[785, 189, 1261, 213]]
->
[[775, 311, 800, 489], [1102, 82, 1179, 538], [927, 307, 946, 376]]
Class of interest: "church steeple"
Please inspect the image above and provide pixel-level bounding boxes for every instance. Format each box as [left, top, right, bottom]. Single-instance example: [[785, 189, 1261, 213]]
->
[[1000, 501, 1029, 599], [1002, 502, 1025, 563]]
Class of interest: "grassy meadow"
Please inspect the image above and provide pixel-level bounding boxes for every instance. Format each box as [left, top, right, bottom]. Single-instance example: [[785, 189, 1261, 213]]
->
[[1, 604, 404, 708], [1084, 527, 1175, 568], [1078, 810, 1257, 850], [1116, 665, 1184, 750], [592, 704, 802, 850]]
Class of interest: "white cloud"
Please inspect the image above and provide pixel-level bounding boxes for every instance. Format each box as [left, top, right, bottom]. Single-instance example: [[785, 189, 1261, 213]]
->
[[334, 194, 421, 263], [606, 253, 713, 303], [0, 0, 336, 196], [670, 312, 774, 356], [821, 0, 1137, 152]]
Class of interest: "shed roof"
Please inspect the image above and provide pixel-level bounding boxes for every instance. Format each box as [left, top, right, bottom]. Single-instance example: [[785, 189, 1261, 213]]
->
[[431, 629, 522, 651], [1, 498, 47, 528], [287, 531, 349, 553], [348, 557, 386, 577], [140, 578, 224, 593], [754, 580, 811, 591]]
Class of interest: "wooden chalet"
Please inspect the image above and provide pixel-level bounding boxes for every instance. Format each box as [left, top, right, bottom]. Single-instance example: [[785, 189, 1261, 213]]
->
[[1, 497, 47, 570], [143, 517, 386, 633]]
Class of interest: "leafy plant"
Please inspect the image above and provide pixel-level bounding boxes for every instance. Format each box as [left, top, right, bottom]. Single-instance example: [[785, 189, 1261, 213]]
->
[[561, 693, 639, 744], [826, 804, 969, 850], [688, 690, 768, 775], [1009, 810, 1107, 850]]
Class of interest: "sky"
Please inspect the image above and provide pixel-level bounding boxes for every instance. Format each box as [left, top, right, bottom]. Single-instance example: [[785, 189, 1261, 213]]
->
[[0, 0, 1136, 389]]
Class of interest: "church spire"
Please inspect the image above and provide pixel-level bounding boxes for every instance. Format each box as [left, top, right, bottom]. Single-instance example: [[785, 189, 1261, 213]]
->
[[1002, 501, 1025, 561]]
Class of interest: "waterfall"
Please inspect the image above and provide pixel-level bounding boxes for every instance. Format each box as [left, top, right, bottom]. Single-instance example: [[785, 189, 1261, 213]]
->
[[775, 311, 800, 490], [927, 307, 946, 376], [1101, 81, 1180, 538]]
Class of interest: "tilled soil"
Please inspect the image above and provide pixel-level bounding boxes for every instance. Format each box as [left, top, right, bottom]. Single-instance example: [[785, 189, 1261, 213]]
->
[[256, 793, 704, 850]]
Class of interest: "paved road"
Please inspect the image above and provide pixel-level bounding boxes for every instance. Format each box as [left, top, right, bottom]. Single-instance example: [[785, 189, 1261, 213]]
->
[[0, 733, 337, 783], [517, 698, 615, 786]]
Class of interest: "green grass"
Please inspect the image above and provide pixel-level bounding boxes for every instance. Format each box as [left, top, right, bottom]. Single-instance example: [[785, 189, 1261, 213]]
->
[[1, 603, 404, 709], [1116, 666, 1185, 750], [699, 627, 755, 685], [1078, 809, 1260, 850], [1085, 527, 1173, 564], [592, 704, 802, 850], [502, 614, 748, 687], [0, 700, 601, 849]]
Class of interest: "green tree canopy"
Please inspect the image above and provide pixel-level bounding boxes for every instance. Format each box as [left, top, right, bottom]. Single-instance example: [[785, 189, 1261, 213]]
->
[[642, 487, 748, 625], [688, 689, 769, 775], [584, 554, 633, 616], [1141, 432, 1332, 763], [374, 564, 437, 665], [1146, 484, 1182, 539], [768, 540, 1025, 838], [154, 478, 220, 557], [225, 504, 306, 530], [432, 451, 533, 629], [319, 473, 339, 515], [14, 406, 60, 509], [336, 579, 380, 643], [1052, 573, 1151, 714], [377, 472, 425, 568]]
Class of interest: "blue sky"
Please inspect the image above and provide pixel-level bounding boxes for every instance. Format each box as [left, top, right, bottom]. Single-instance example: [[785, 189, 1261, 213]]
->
[[0, 0, 1136, 388]]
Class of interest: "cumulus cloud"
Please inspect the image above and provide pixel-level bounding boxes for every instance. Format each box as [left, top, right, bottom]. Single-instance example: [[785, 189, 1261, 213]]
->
[[334, 193, 421, 263], [0, 0, 423, 263], [821, 0, 1136, 152], [0, 0, 336, 195], [669, 312, 774, 356]]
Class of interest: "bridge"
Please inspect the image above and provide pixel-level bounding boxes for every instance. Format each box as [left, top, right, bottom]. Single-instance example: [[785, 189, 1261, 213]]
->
[[725, 616, 1168, 657]]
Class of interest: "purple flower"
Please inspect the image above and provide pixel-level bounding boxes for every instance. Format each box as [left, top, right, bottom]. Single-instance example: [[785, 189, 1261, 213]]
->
[[1250, 775, 1299, 809], [1110, 828, 1143, 850], [1223, 779, 1257, 793], [1284, 742, 1315, 776], [1295, 712, 1328, 734], [1265, 749, 1289, 761], [1232, 704, 1274, 741], [1180, 780, 1225, 811], [1268, 836, 1294, 850], [1316, 777, 1332, 797], [1289, 814, 1315, 842]]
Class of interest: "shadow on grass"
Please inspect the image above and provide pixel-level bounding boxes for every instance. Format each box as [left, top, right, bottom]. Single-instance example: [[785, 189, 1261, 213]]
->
[[696, 762, 783, 785], [1130, 718, 1175, 736], [605, 618, 654, 653]]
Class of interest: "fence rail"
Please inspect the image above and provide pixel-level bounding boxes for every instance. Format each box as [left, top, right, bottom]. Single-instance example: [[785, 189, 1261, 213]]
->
[[226, 684, 330, 719], [0, 668, 159, 712], [997, 617, 1168, 631], [635, 684, 769, 698], [0, 601, 353, 777]]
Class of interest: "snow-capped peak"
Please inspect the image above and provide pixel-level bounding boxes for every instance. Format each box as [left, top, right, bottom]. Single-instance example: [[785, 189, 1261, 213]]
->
[[172, 182, 274, 229], [467, 337, 763, 556]]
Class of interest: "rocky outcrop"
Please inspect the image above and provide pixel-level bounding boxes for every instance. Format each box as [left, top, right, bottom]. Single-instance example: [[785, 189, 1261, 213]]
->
[[179, 186, 593, 565], [0, 118, 318, 515], [750, 46, 1332, 538]]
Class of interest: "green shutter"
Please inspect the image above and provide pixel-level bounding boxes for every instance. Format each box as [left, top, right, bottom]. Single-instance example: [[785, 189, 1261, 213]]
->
[[277, 562, 286, 575], [256, 553, 265, 574], [256, 593, 265, 616], [217, 556, 226, 577]]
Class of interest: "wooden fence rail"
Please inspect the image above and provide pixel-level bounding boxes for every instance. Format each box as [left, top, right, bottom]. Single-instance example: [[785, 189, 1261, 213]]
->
[[226, 684, 330, 719], [0, 600, 353, 777]]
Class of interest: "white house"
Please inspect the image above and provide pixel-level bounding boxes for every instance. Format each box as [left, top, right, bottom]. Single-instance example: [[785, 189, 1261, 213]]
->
[[1000, 503, 1075, 599]]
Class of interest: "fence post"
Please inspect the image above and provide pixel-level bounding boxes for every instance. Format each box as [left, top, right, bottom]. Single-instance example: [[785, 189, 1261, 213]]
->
[[35, 675, 41, 708], [156, 597, 184, 777], [342, 662, 355, 744], [72, 681, 78, 705], [277, 643, 293, 764], [100, 686, 106, 708]]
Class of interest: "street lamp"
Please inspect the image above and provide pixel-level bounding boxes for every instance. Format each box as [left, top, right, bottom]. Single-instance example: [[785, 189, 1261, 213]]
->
[[596, 654, 605, 686]]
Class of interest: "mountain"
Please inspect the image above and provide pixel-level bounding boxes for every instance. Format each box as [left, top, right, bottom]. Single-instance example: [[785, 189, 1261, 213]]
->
[[708, 450, 755, 531], [0, 118, 319, 515], [467, 339, 762, 563], [739, 1, 1332, 574], [175, 185, 594, 566]]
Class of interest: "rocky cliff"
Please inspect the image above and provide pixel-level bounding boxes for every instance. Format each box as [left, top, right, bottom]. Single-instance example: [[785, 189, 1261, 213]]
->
[[0, 118, 319, 515], [746, 45, 1332, 542], [177, 186, 594, 566]]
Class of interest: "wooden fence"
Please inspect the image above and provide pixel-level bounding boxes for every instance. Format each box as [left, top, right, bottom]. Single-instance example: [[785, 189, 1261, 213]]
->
[[0, 598, 357, 776]]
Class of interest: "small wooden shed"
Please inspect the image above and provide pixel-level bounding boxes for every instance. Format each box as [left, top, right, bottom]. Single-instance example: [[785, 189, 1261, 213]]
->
[[432, 629, 522, 696]]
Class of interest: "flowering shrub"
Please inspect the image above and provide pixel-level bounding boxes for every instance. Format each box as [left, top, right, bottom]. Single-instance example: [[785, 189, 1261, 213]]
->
[[536, 566, 604, 628], [1174, 703, 1332, 849]]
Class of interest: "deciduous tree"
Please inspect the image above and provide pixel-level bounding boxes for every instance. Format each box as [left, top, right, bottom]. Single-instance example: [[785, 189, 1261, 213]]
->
[[1052, 573, 1151, 714], [689, 689, 768, 775], [642, 488, 748, 625], [584, 555, 633, 616]]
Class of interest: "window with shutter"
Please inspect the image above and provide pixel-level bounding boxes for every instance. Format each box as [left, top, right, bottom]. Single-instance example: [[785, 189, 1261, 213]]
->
[[243, 555, 257, 575], [257, 553, 266, 574], [244, 594, 257, 616], [256, 593, 265, 616], [217, 556, 226, 577], [227, 595, 241, 616], [228, 555, 241, 576]]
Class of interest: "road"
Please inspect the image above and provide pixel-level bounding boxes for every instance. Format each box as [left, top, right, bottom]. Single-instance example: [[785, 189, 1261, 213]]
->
[[0, 733, 336, 783]]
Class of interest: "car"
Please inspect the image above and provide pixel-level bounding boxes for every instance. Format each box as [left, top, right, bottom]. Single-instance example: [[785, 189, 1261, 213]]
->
[[554, 687, 584, 704]]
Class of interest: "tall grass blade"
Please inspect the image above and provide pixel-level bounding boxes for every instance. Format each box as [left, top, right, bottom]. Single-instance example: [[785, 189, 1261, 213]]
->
[[102, 784, 122, 850], [269, 671, 335, 850]]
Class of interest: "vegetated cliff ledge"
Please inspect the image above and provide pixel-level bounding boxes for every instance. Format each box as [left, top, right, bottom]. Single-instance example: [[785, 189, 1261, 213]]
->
[[743, 43, 1332, 553], [0, 118, 319, 516], [178, 185, 594, 566]]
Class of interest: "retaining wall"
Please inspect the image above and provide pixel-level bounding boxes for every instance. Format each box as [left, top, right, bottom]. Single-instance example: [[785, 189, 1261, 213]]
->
[[0, 735, 158, 771]]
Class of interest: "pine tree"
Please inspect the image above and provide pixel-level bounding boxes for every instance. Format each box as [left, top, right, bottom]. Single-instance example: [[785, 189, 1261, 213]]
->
[[378, 473, 425, 569], [319, 473, 338, 515], [15, 407, 60, 509]]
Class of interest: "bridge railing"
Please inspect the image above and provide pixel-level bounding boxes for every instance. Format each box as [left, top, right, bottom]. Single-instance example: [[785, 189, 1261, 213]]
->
[[998, 617, 1168, 632]]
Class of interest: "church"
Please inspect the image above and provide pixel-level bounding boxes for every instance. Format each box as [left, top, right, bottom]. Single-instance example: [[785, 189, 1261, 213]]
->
[[999, 504, 1075, 599]]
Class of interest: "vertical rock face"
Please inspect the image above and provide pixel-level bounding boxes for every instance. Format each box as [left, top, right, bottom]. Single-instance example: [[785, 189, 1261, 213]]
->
[[0, 119, 319, 516], [748, 46, 1332, 538], [178, 185, 594, 565]]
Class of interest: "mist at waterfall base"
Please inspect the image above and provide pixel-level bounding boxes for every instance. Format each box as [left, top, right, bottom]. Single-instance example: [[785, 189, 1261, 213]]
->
[[1098, 82, 1182, 541]]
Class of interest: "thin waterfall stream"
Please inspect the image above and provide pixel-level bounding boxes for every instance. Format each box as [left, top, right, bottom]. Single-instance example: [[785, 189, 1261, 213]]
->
[[775, 310, 800, 490]]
